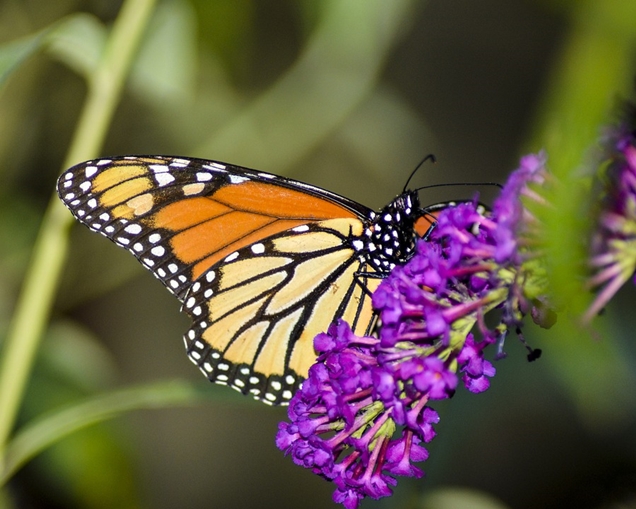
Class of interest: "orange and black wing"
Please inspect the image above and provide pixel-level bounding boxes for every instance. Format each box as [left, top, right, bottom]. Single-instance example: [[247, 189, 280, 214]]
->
[[57, 156, 380, 404]]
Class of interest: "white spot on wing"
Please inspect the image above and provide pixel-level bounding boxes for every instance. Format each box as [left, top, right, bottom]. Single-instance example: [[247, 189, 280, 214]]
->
[[251, 243, 265, 254], [155, 172, 175, 187], [171, 158, 190, 167], [151, 246, 165, 257], [224, 252, 239, 262], [196, 172, 212, 182], [183, 183, 205, 196], [125, 224, 142, 235]]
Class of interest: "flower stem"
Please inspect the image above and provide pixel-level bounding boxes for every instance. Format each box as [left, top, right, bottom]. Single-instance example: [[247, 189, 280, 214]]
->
[[0, 0, 156, 467]]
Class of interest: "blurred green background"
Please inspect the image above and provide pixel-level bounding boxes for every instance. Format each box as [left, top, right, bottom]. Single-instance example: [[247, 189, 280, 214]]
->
[[0, 0, 635, 508]]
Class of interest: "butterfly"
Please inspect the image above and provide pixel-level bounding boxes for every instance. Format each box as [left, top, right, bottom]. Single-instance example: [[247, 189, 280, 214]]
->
[[57, 156, 446, 405]]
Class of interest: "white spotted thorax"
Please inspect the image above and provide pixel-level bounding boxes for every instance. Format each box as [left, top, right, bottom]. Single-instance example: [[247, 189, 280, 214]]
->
[[364, 191, 421, 272]]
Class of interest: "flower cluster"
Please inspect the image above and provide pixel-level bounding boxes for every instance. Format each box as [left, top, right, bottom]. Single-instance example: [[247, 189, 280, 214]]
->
[[585, 103, 636, 322], [276, 320, 438, 509], [277, 154, 553, 508], [376, 152, 551, 362]]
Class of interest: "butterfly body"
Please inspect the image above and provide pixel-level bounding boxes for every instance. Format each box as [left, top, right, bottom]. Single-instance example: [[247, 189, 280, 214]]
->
[[58, 156, 432, 404]]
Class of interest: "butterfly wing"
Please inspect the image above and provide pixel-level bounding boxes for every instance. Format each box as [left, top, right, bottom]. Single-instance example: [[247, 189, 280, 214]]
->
[[183, 218, 381, 404], [57, 156, 379, 404]]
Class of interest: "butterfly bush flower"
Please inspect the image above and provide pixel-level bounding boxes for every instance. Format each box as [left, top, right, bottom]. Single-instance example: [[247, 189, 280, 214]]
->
[[584, 103, 636, 323], [277, 153, 553, 509]]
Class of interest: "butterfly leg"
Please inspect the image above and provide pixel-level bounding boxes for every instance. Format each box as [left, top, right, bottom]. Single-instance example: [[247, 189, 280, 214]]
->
[[353, 270, 386, 297]]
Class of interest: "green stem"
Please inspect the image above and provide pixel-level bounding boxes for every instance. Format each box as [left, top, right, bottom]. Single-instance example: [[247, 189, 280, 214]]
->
[[0, 0, 156, 465]]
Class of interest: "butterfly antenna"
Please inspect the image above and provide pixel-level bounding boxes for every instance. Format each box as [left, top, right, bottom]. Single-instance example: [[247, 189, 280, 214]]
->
[[403, 154, 437, 193], [414, 181, 503, 193]]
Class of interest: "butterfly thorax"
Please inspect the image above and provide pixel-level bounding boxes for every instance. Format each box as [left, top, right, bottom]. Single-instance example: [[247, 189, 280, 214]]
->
[[365, 190, 421, 273]]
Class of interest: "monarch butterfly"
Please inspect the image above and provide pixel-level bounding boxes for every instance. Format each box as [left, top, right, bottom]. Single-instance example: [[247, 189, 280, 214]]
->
[[57, 156, 445, 405]]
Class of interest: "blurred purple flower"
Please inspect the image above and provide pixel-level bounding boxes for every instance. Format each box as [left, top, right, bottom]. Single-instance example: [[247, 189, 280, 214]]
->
[[585, 103, 636, 322]]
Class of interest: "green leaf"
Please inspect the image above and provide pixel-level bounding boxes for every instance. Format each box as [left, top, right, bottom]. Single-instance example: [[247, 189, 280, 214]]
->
[[1, 380, 209, 484], [0, 13, 106, 91], [130, 0, 198, 104], [525, 0, 636, 428], [0, 31, 46, 90], [46, 13, 107, 79], [528, 0, 636, 312]]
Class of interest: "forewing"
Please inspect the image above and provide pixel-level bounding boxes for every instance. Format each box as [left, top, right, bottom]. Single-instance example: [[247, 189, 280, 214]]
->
[[57, 156, 371, 302]]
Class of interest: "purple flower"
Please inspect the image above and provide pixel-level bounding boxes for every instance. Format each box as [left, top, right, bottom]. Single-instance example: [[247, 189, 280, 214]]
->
[[374, 154, 552, 363], [278, 153, 554, 509], [277, 321, 444, 509], [584, 103, 636, 323]]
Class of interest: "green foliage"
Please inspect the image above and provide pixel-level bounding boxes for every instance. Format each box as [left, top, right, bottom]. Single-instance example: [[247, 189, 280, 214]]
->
[[0, 0, 634, 508], [526, 0, 636, 429]]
